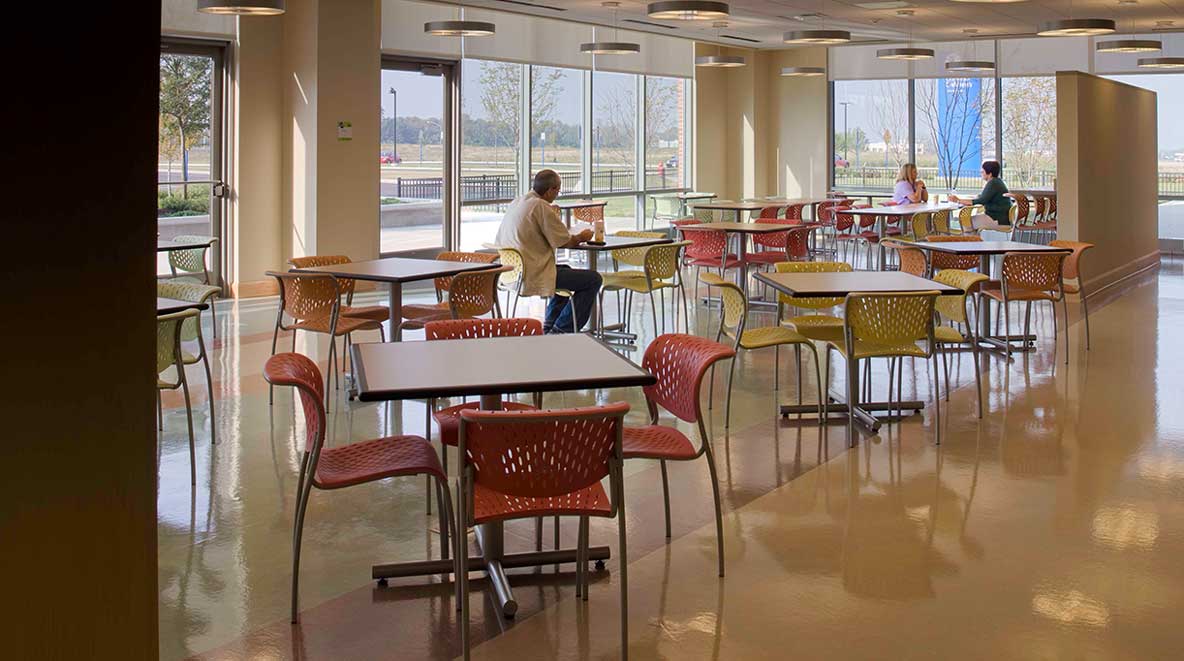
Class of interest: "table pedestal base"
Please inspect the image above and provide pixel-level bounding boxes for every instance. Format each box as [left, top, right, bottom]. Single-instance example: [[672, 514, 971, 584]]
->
[[780, 398, 924, 432], [979, 334, 1038, 354]]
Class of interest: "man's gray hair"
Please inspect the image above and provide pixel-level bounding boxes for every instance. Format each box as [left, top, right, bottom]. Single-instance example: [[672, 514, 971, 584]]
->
[[532, 169, 562, 196]]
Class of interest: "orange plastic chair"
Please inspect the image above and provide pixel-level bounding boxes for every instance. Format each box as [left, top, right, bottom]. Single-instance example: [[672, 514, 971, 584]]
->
[[399, 265, 511, 332], [1049, 240, 1094, 349], [430, 251, 499, 302], [982, 251, 1069, 362], [288, 255, 389, 323], [882, 240, 929, 276], [924, 234, 982, 272], [572, 204, 605, 224], [266, 271, 383, 405], [456, 403, 630, 659], [263, 352, 453, 623], [623, 333, 735, 577]]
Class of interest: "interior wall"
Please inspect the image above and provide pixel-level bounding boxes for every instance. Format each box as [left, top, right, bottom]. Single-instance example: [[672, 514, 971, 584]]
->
[[693, 45, 730, 199], [283, 0, 320, 263], [1056, 71, 1160, 292], [5, 4, 160, 657], [761, 48, 829, 198]]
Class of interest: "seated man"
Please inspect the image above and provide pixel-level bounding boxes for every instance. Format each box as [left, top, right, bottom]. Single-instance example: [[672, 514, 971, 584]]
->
[[495, 169, 600, 333]]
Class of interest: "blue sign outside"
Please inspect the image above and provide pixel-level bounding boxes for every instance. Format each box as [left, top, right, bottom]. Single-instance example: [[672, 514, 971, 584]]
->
[[937, 78, 983, 183]]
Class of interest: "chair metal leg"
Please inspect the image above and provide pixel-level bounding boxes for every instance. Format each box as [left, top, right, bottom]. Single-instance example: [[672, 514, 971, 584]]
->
[[200, 350, 217, 444], [1062, 298, 1070, 365], [932, 353, 942, 445], [1003, 298, 1012, 362], [845, 356, 857, 447], [616, 487, 630, 660], [579, 516, 591, 600], [435, 479, 450, 561], [157, 389, 163, 431], [809, 345, 825, 419], [290, 462, 315, 622], [209, 298, 218, 339], [1081, 287, 1091, 350], [941, 348, 951, 402], [724, 352, 738, 429], [659, 460, 672, 538], [774, 344, 780, 391], [457, 479, 470, 660], [703, 442, 726, 578], [180, 378, 196, 486], [794, 345, 802, 405]]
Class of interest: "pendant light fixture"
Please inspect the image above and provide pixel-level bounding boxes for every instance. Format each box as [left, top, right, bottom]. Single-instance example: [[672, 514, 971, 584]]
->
[[197, 0, 284, 15], [648, 1, 730, 20], [877, 11, 934, 61], [425, 5, 495, 37], [581, 2, 641, 55], [946, 30, 995, 72], [781, 66, 826, 77], [784, 2, 850, 44], [1137, 56, 1184, 68], [696, 21, 746, 67], [1038, 0, 1116, 37], [1097, 1, 1161, 53]]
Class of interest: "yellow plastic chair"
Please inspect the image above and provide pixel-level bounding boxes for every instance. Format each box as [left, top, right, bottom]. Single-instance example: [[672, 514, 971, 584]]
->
[[494, 246, 576, 332], [701, 273, 823, 429], [931, 209, 955, 235], [157, 281, 218, 444], [601, 236, 690, 335], [826, 291, 941, 446], [157, 309, 201, 485], [933, 269, 989, 417], [956, 204, 984, 234], [774, 261, 853, 344]]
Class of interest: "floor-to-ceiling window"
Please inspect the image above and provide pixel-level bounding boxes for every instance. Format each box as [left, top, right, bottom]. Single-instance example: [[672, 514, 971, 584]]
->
[[1107, 73, 1184, 240], [999, 76, 1057, 190], [832, 79, 910, 191], [914, 77, 997, 193], [530, 66, 583, 194], [591, 71, 638, 196], [459, 59, 524, 250]]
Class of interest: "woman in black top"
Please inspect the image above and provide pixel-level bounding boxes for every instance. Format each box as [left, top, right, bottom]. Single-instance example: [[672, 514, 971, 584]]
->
[[949, 160, 1012, 233]]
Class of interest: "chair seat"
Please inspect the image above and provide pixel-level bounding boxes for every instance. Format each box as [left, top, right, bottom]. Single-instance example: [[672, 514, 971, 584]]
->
[[315, 435, 444, 489], [622, 425, 697, 460], [689, 255, 743, 269], [828, 338, 929, 360], [982, 288, 1057, 303], [782, 315, 844, 342], [342, 304, 389, 322], [934, 326, 968, 344], [402, 302, 450, 320], [433, 401, 538, 447], [739, 325, 810, 349], [744, 251, 791, 265], [472, 481, 611, 524], [293, 314, 380, 336]]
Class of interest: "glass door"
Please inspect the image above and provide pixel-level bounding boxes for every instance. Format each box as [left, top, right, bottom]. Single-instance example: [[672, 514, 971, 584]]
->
[[157, 39, 225, 282], [381, 60, 454, 257]]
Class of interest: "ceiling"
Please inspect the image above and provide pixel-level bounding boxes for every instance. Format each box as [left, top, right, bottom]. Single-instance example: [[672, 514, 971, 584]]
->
[[457, 0, 1184, 48]]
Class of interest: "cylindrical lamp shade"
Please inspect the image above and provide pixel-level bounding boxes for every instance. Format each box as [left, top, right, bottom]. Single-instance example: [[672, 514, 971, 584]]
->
[[647, 1, 730, 20], [780, 66, 826, 77], [876, 47, 935, 61], [1095, 39, 1162, 53], [695, 54, 746, 67], [1138, 56, 1184, 69], [783, 30, 851, 45], [1037, 19, 1116, 37], [581, 42, 642, 54], [197, 0, 284, 14], [424, 21, 497, 36], [945, 60, 996, 72]]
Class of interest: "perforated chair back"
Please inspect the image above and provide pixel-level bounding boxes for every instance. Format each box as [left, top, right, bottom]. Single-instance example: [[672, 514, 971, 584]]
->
[[933, 269, 988, 324], [642, 333, 736, 424], [495, 247, 525, 290], [932, 209, 953, 234], [572, 205, 604, 224], [845, 291, 938, 347], [434, 251, 499, 295], [957, 205, 984, 233], [692, 207, 715, 223], [1001, 252, 1066, 296], [270, 271, 341, 322], [1012, 195, 1031, 226], [263, 352, 326, 454], [1047, 240, 1093, 281], [446, 266, 512, 319], [883, 240, 928, 276], [699, 274, 746, 340], [751, 216, 795, 249], [785, 203, 807, 222], [674, 221, 729, 261], [924, 235, 982, 271], [653, 196, 682, 220], [773, 261, 853, 309], [907, 212, 932, 240], [458, 403, 628, 501], [157, 281, 213, 342], [156, 310, 198, 380], [425, 317, 543, 340], [644, 241, 689, 282], [611, 231, 666, 268], [757, 205, 783, 219], [168, 235, 216, 281], [288, 255, 356, 297]]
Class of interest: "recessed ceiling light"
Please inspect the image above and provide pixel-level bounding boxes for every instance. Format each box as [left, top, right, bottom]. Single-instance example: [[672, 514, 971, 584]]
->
[[784, 30, 852, 44], [781, 66, 826, 76], [1096, 39, 1162, 53], [197, 0, 284, 14], [945, 60, 996, 72], [424, 20, 497, 36], [1037, 18, 1117, 37], [877, 47, 935, 60], [695, 54, 747, 67], [647, 1, 730, 20], [1138, 56, 1184, 69]]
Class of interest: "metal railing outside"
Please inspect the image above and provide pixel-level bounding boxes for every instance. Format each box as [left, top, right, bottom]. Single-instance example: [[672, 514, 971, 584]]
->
[[391, 167, 683, 203], [833, 165, 1184, 197]]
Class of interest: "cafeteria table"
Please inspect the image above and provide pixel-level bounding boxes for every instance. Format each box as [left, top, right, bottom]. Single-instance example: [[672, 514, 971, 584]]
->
[[351, 333, 655, 617], [566, 234, 672, 346], [290, 257, 499, 342], [911, 240, 1071, 354], [845, 202, 963, 270], [754, 270, 961, 431], [157, 297, 209, 314], [157, 238, 213, 253]]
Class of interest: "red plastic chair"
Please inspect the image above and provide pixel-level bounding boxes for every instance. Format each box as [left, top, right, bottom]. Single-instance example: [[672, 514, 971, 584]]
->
[[263, 352, 453, 623], [456, 403, 630, 659], [747, 221, 813, 267], [784, 203, 808, 223], [623, 333, 735, 577], [672, 218, 743, 292]]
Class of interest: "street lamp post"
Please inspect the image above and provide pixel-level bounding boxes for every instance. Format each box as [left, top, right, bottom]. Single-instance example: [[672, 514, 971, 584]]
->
[[838, 101, 853, 161], [388, 87, 398, 160]]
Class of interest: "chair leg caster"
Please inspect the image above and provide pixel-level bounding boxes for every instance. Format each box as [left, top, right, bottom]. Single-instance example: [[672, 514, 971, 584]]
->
[[595, 559, 606, 571]]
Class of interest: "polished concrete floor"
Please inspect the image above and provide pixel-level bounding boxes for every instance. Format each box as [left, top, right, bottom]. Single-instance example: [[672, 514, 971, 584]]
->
[[159, 258, 1184, 660]]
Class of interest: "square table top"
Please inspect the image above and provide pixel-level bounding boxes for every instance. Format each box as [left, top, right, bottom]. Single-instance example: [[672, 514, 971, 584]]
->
[[691, 200, 771, 212], [910, 241, 1071, 256], [290, 257, 498, 284], [351, 334, 656, 402], [569, 235, 673, 252], [748, 197, 839, 207], [845, 202, 963, 216], [157, 238, 213, 252], [555, 199, 608, 209], [681, 222, 793, 234], [675, 192, 717, 200], [754, 271, 962, 298], [157, 297, 209, 314]]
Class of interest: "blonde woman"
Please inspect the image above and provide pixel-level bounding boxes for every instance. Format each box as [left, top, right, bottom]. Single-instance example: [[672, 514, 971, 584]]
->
[[892, 163, 928, 204]]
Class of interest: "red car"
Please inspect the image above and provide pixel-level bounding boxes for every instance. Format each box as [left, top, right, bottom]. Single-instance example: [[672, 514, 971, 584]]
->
[[379, 153, 401, 165], [834, 157, 850, 168]]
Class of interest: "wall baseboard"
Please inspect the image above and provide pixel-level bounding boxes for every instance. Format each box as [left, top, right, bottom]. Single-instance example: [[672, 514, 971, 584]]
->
[[1083, 250, 1161, 299], [231, 279, 280, 298]]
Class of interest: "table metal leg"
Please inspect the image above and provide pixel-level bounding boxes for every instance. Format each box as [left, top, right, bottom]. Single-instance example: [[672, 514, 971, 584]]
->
[[389, 283, 403, 342]]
